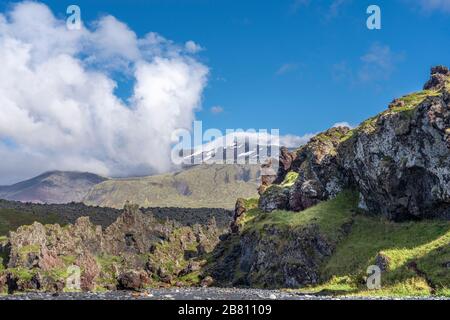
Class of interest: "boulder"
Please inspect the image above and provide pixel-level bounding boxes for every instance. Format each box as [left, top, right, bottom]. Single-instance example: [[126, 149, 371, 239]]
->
[[117, 270, 149, 290], [200, 276, 214, 287]]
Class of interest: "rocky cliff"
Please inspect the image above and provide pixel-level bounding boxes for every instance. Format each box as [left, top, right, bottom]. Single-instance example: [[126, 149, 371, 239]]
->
[[207, 67, 450, 294], [260, 66, 450, 221]]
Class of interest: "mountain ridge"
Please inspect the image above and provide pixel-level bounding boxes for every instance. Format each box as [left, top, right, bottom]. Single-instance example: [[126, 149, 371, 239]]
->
[[0, 171, 108, 204]]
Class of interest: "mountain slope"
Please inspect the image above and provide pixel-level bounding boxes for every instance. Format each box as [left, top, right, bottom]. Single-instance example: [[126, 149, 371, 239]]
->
[[83, 164, 260, 209], [0, 171, 107, 204]]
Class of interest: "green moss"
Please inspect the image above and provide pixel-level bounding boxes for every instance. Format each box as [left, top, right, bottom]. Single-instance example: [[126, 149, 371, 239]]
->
[[8, 267, 36, 281], [340, 129, 356, 143], [243, 198, 259, 210], [43, 267, 70, 281], [178, 271, 202, 285], [358, 115, 379, 134], [60, 255, 76, 266], [280, 172, 299, 187], [393, 90, 440, 112], [18, 244, 40, 256]]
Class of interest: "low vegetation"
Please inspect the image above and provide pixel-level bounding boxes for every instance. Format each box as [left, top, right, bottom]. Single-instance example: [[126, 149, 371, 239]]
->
[[238, 191, 449, 297], [0, 208, 63, 236]]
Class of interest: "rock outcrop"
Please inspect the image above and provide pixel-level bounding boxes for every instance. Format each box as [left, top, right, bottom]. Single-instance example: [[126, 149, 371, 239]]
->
[[0, 203, 223, 293], [424, 65, 450, 91], [259, 66, 450, 221], [259, 127, 351, 213]]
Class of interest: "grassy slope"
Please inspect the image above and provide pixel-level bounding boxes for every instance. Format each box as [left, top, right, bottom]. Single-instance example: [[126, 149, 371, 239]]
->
[[241, 192, 450, 297], [84, 164, 259, 209]]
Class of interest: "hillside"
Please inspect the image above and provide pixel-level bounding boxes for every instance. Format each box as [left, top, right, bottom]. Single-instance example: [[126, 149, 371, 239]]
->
[[0, 171, 107, 204], [211, 191, 449, 297], [83, 164, 260, 209], [0, 164, 260, 209]]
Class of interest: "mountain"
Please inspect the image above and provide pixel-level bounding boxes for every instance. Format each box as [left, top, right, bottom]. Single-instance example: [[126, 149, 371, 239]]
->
[[181, 132, 282, 166], [83, 164, 260, 209], [0, 171, 107, 204], [0, 164, 260, 209]]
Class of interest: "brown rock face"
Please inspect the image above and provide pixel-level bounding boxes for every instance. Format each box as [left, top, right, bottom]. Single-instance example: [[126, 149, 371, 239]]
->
[[274, 147, 295, 184], [258, 160, 277, 195], [259, 126, 350, 212], [230, 198, 247, 233], [424, 66, 450, 90]]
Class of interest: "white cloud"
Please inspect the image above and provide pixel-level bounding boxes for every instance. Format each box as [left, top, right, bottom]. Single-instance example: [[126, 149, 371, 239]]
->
[[0, 2, 208, 184], [278, 121, 353, 148], [413, 0, 450, 12], [185, 40, 203, 53], [276, 63, 299, 76], [358, 43, 401, 82], [332, 121, 353, 129], [333, 43, 403, 85], [279, 133, 315, 148], [210, 106, 224, 114]]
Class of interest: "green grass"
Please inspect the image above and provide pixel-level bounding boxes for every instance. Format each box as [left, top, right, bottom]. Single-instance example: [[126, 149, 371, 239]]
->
[[243, 190, 359, 241], [340, 90, 441, 143], [243, 190, 450, 297], [392, 90, 440, 113], [243, 198, 259, 210], [0, 209, 63, 236], [296, 209, 450, 297]]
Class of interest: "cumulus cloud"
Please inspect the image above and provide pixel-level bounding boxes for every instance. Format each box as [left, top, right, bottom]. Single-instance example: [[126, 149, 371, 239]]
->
[[0, 2, 208, 184], [185, 40, 203, 53]]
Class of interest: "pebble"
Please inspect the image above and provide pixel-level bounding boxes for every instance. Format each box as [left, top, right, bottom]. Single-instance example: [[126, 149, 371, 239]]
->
[[0, 288, 448, 300]]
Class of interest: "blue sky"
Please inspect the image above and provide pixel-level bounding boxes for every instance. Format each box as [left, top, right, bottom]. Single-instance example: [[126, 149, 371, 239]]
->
[[2, 0, 449, 136], [1, 0, 450, 182]]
